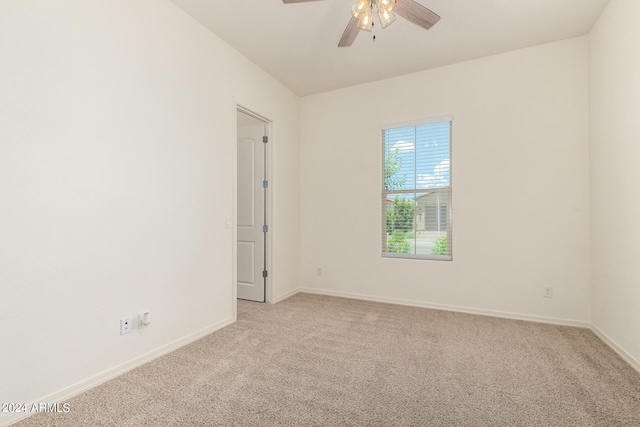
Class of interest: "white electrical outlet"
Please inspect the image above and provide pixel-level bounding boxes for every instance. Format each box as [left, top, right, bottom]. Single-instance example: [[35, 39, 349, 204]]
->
[[139, 311, 151, 327], [316, 267, 322, 276], [543, 286, 554, 298], [120, 318, 132, 335]]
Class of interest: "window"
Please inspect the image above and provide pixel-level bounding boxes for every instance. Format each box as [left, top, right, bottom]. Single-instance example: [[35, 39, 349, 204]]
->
[[382, 118, 452, 260]]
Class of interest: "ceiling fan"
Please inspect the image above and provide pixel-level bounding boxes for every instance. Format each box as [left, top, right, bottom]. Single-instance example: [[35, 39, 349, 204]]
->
[[282, 0, 440, 47]]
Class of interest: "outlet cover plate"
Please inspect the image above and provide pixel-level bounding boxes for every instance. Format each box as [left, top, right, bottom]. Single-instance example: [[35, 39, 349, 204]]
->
[[120, 317, 132, 335]]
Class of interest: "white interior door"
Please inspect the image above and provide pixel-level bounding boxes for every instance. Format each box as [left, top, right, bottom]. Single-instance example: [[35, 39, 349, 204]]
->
[[237, 114, 265, 302]]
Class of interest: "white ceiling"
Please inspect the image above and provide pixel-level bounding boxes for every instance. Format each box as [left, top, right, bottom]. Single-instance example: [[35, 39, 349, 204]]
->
[[170, 0, 610, 96]]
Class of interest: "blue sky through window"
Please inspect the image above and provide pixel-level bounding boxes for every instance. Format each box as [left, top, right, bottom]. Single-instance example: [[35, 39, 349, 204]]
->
[[384, 121, 451, 191]]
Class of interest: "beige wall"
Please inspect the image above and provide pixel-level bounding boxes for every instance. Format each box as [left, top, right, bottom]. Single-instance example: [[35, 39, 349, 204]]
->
[[300, 37, 591, 325], [589, 0, 640, 367], [0, 0, 299, 409]]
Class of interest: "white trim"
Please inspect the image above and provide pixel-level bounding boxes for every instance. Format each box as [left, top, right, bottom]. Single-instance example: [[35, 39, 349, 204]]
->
[[380, 115, 453, 131], [299, 288, 590, 328], [0, 317, 234, 427], [272, 288, 299, 304], [264, 120, 273, 304], [236, 105, 271, 124], [232, 101, 239, 320], [591, 324, 640, 375], [382, 253, 452, 261]]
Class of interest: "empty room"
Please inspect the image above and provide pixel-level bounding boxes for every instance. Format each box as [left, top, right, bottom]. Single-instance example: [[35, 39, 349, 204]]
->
[[1, 0, 639, 426]]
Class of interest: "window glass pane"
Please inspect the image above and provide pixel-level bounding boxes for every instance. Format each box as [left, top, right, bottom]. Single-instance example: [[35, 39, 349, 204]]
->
[[385, 193, 416, 255], [383, 129, 416, 191], [415, 190, 449, 256], [415, 123, 450, 190]]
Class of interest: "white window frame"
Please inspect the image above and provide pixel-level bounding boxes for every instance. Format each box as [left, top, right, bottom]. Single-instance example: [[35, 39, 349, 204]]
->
[[381, 116, 453, 261]]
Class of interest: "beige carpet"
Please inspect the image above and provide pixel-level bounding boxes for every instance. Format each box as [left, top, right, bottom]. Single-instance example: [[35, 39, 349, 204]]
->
[[16, 293, 640, 426]]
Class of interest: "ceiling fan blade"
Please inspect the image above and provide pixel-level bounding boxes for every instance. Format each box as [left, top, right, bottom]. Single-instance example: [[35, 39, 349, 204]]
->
[[282, 0, 324, 3], [394, 0, 441, 30], [338, 16, 360, 47]]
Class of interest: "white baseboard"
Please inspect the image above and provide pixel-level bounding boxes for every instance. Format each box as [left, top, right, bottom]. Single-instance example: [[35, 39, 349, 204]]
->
[[272, 288, 300, 304], [299, 287, 591, 328], [0, 317, 234, 427], [591, 324, 640, 375]]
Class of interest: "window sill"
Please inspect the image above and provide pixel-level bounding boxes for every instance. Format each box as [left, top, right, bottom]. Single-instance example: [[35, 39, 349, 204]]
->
[[382, 253, 452, 261]]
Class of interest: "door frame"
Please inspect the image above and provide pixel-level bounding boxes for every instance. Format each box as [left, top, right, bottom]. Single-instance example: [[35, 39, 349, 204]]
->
[[233, 105, 273, 318]]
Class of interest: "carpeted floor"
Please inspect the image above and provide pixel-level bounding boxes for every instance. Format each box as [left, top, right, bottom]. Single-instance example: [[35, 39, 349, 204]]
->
[[16, 293, 640, 426]]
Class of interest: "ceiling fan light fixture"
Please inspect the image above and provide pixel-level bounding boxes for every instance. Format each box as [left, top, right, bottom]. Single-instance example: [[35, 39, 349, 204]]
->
[[357, 5, 374, 31], [377, 6, 396, 28], [352, 0, 397, 32], [377, 0, 395, 12], [351, 0, 368, 19]]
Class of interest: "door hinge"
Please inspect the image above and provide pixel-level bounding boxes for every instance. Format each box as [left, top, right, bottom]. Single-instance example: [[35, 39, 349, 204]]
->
[[263, 270, 268, 278], [262, 225, 268, 233], [263, 136, 268, 143], [262, 180, 268, 188]]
